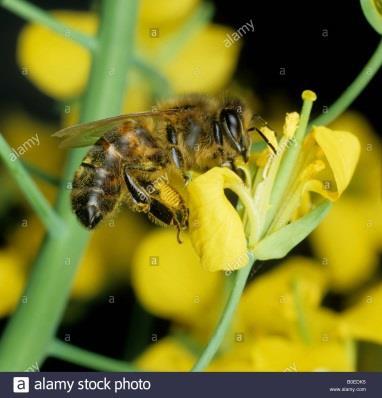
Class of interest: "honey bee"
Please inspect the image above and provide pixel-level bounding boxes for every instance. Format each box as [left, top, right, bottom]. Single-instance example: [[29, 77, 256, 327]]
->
[[53, 94, 274, 240]]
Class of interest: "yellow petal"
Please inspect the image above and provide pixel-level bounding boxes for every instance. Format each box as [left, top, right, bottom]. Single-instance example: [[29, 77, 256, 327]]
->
[[187, 167, 248, 272], [342, 283, 382, 344], [251, 336, 354, 371], [71, 245, 106, 300], [136, 337, 195, 371], [0, 251, 25, 318], [311, 126, 360, 200], [139, 0, 199, 27], [310, 112, 382, 292], [164, 25, 241, 93], [0, 109, 62, 202], [131, 229, 223, 324], [237, 257, 328, 337], [210, 334, 354, 371], [311, 197, 379, 292], [17, 11, 96, 99], [328, 112, 382, 247], [92, 212, 150, 280]]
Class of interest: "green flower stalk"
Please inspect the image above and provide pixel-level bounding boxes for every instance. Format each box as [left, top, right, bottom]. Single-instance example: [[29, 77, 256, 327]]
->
[[0, 0, 139, 370]]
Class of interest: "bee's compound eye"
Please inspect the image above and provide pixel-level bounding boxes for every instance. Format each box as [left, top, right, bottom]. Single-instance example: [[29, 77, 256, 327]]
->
[[220, 109, 242, 141], [220, 109, 244, 153]]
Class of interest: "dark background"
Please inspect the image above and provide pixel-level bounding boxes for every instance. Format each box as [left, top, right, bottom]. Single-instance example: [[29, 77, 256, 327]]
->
[[0, 0, 380, 370]]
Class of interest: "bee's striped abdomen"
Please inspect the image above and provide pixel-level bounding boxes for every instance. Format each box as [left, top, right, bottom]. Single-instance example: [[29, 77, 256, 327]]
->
[[71, 136, 122, 229]]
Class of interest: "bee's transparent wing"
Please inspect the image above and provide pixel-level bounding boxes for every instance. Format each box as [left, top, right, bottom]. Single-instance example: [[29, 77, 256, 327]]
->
[[53, 110, 177, 149]]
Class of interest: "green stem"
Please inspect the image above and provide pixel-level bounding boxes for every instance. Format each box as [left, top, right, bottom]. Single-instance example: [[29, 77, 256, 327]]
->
[[0, 0, 139, 371], [226, 182, 258, 249], [132, 56, 173, 99], [0, 0, 97, 51], [292, 279, 311, 345], [50, 340, 137, 372], [0, 134, 65, 237], [157, 2, 214, 65], [191, 254, 255, 371], [310, 38, 382, 128], [263, 92, 316, 234], [23, 161, 61, 186]]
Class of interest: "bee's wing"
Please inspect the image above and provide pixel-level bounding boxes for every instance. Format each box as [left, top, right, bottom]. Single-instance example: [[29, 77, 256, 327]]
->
[[53, 110, 178, 149]]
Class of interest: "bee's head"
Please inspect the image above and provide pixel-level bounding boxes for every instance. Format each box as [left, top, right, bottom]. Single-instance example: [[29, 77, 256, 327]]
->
[[219, 99, 251, 162]]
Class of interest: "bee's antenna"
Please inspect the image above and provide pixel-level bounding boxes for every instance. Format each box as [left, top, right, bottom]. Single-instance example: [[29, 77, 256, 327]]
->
[[247, 125, 277, 154], [248, 113, 278, 154]]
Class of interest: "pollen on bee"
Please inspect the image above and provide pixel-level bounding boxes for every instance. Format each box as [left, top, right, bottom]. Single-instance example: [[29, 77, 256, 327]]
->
[[157, 182, 182, 208]]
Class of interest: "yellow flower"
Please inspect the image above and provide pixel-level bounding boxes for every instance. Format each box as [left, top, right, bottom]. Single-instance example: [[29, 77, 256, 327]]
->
[[252, 336, 354, 371], [209, 256, 356, 371], [186, 97, 360, 272], [131, 229, 224, 325], [136, 337, 195, 371], [342, 283, 382, 344], [18, 11, 96, 99], [71, 245, 106, 300], [17, 4, 240, 101], [139, 0, 198, 30], [310, 112, 382, 292], [236, 256, 328, 338], [134, 252, 382, 372], [0, 250, 25, 317], [209, 336, 354, 371], [91, 211, 150, 280], [0, 109, 62, 201]]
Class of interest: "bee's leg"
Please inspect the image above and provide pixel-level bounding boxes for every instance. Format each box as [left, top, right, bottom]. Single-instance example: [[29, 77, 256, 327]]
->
[[165, 124, 190, 184], [123, 167, 151, 213], [124, 164, 188, 238], [147, 194, 188, 244]]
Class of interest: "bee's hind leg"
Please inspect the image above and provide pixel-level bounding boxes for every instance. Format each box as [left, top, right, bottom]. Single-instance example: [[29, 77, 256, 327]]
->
[[124, 164, 188, 239]]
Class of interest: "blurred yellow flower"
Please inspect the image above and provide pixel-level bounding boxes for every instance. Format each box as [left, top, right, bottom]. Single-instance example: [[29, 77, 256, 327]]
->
[[18, 11, 96, 99], [134, 250, 382, 371], [136, 336, 195, 371], [0, 250, 25, 318], [236, 257, 328, 338], [342, 283, 382, 344], [71, 245, 106, 300], [0, 109, 62, 201], [139, 0, 198, 29], [131, 229, 224, 326], [310, 112, 382, 292], [91, 211, 150, 280], [209, 336, 354, 371], [7, 212, 107, 301], [17, 3, 240, 102]]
